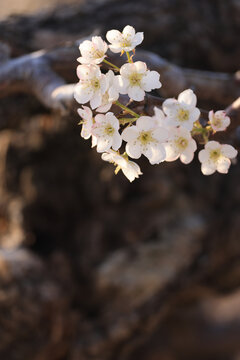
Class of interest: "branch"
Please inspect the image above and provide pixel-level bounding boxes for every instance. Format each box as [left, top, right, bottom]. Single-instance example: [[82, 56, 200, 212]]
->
[[0, 43, 239, 121]]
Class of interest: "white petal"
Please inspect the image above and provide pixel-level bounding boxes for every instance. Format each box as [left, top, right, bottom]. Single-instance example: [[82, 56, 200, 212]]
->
[[216, 157, 231, 174], [164, 143, 179, 162], [198, 149, 208, 163], [96, 137, 111, 153], [74, 84, 93, 104], [162, 99, 179, 117], [112, 133, 122, 150], [133, 32, 144, 47], [106, 29, 123, 44], [205, 141, 221, 150], [96, 103, 112, 113], [121, 126, 138, 142], [108, 45, 122, 53], [144, 144, 166, 164], [141, 71, 161, 91], [189, 108, 201, 122], [90, 93, 102, 109], [136, 116, 154, 131], [126, 142, 142, 159], [106, 113, 119, 129], [134, 61, 147, 74], [120, 63, 133, 77], [128, 86, 145, 101], [122, 25, 136, 40], [201, 163, 216, 175], [221, 144, 237, 159], [152, 127, 169, 142], [178, 89, 197, 108], [180, 148, 194, 164]]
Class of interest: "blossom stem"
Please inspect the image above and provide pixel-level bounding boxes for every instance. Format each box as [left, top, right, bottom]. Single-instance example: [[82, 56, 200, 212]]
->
[[119, 117, 138, 125], [115, 100, 140, 118], [103, 59, 120, 71], [126, 51, 133, 63]]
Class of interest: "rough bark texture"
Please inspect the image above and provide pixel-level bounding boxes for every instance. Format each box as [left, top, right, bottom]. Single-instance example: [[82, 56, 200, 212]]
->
[[0, 1, 240, 360]]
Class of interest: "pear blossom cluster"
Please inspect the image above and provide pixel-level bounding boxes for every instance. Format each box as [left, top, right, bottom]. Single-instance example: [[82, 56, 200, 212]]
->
[[74, 25, 238, 182]]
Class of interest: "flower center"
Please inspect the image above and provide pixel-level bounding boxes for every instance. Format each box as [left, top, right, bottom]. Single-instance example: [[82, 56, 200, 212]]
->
[[120, 35, 132, 48], [175, 137, 188, 150], [91, 78, 100, 90], [104, 124, 115, 136], [138, 131, 153, 145], [209, 149, 221, 161], [178, 108, 189, 122], [211, 116, 222, 128], [129, 72, 143, 87]]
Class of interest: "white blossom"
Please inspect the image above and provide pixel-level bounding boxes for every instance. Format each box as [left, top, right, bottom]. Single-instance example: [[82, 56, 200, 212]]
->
[[208, 110, 230, 132], [78, 36, 108, 65], [117, 61, 161, 101], [106, 25, 143, 53], [162, 89, 200, 130], [102, 150, 142, 182], [96, 70, 120, 113], [198, 141, 237, 175], [77, 106, 97, 147], [164, 126, 197, 164], [152, 106, 169, 128], [92, 112, 122, 152], [121, 116, 168, 164], [74, 64, 108, 109]]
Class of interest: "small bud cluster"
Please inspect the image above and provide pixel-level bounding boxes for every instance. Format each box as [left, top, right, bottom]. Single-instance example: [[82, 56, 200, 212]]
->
[[74, 25, 237, 182]]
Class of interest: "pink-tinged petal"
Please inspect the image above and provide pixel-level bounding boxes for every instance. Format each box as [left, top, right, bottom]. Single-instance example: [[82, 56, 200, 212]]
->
[[180, 148, 194, 164], [122, 25, 135, 40], [121, 126, 138, 142], [201, 163, 216, 175], [94, 114, 106, 124], [142, 71, 161, 91], [106, 30, 123, 44], [136, 116, 154, 131], [77, 106, 92, 120], [133, 32, 144, 47], [126, 142, 142, 159], [221, 144, 237, 159], [178, 89, 197, 108], [128, 86, 145, 101], [112, 133, 122, 150], [216, 157, 231, 173]]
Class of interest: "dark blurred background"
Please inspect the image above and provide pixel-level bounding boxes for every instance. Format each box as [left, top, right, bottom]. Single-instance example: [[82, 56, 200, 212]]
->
[[0, 0, 240, 359]]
